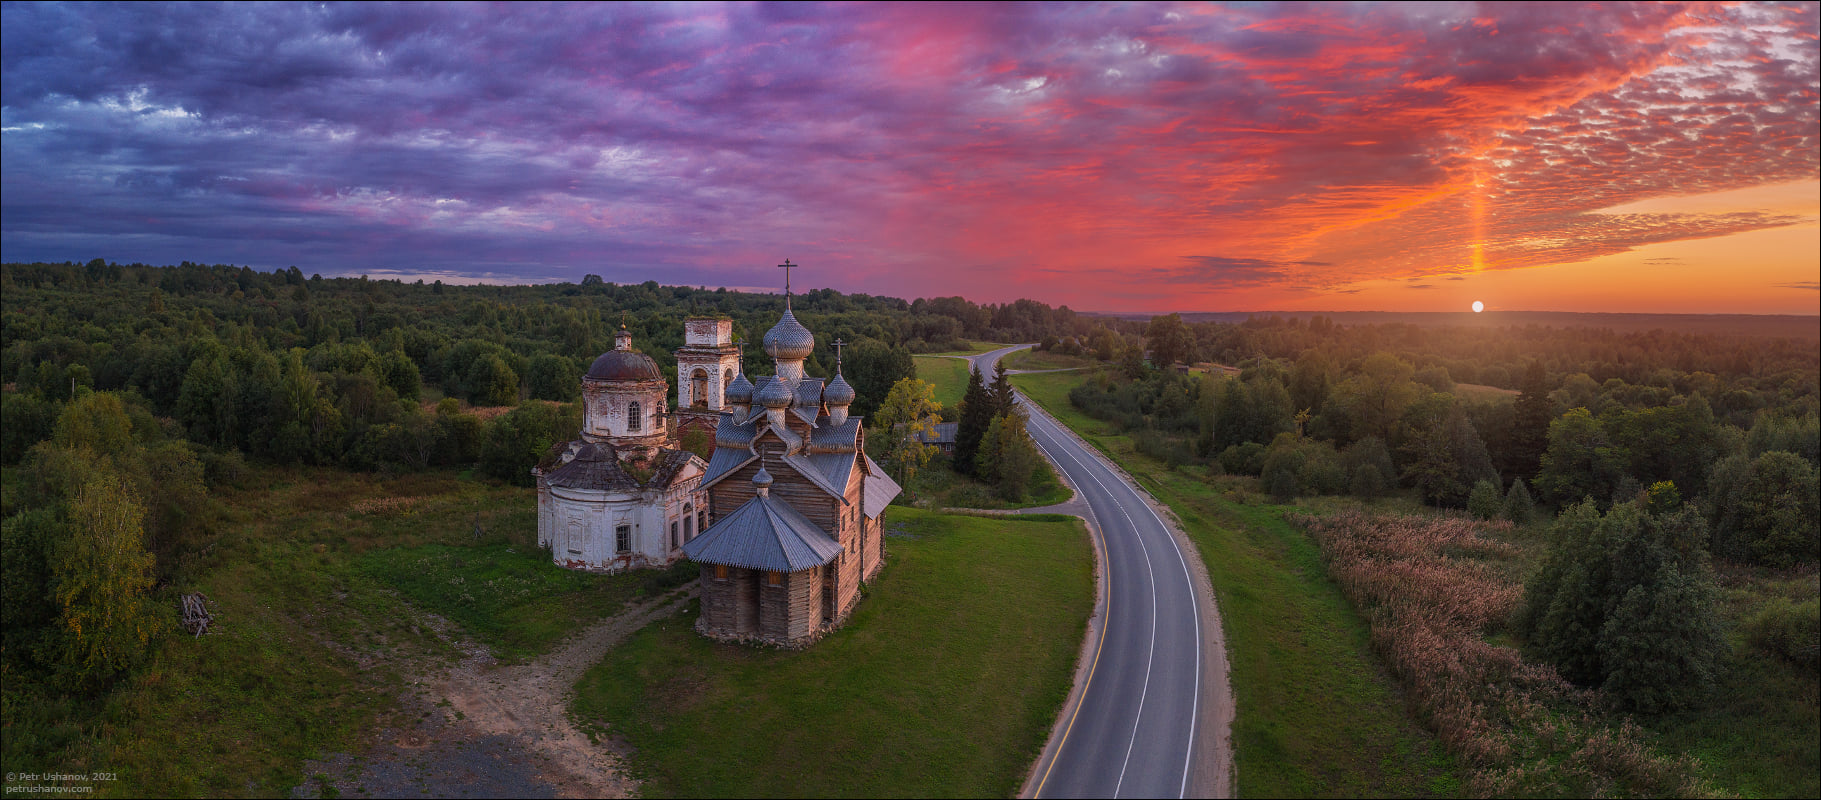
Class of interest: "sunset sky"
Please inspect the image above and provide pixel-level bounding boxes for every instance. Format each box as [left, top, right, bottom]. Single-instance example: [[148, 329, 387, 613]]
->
[[2, 2, 1816, 314]]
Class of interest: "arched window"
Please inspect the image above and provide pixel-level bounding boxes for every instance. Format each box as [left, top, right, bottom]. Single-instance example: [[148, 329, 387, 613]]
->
[[627, 401, 641, 431], [724, 368, 734, 388], [684, 504, 695, 540], [691, 369, 709, 408]]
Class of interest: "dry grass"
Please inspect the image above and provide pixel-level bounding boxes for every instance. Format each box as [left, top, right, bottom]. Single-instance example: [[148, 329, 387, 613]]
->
[[1292, 510, 1721, 798]]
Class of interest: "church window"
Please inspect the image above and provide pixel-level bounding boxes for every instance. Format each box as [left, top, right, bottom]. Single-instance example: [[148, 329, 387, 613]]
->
[[692, 369, 709, 408], [616, 525, 631, 553], [767, 571, 782, 587], [628, 402, 641, 431], [697, 509, 706, 533], [715, 564, 728, 581], [671, 521, 678, 550]]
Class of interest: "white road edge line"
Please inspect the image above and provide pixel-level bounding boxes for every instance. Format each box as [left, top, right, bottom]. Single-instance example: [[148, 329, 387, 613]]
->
[[1013, 363, 1202, 798]]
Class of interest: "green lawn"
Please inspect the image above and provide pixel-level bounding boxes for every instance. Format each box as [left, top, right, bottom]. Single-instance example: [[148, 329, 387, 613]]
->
[[913, 354, 974, 410], [570, 507, 1092, 798], [1012, 369, 1459, 798]]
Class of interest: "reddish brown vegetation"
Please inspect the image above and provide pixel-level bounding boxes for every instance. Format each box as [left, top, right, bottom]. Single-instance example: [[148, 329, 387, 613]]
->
[[1292, 510, 1719, 797]]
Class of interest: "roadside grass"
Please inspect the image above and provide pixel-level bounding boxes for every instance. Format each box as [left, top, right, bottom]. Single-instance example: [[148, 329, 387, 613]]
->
[[909, 454, 1072, 510], [2, 464, 661, 797], [570, 507, 1092, 798], [1013, 368, 1459, 797], [912, 354, 973, 411], [1003, 348, 1099, 372], [1015, 367, 1819, 798]]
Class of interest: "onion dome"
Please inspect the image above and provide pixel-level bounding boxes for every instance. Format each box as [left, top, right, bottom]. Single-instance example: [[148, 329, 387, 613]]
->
[[758, 376, 793, 409], [824, 373, 855, 406], [585, 349, 661, 381], [763, 308, 815, 361], [753, 466, 774, 492], [726, 371, 755, 405]]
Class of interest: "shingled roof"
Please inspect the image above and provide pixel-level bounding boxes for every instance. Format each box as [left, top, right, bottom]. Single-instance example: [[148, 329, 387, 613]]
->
[[683, 482, 843, 572]]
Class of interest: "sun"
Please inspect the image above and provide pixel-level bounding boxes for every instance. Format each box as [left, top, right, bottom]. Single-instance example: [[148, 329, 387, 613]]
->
[[1472, 300, 1484, 313]]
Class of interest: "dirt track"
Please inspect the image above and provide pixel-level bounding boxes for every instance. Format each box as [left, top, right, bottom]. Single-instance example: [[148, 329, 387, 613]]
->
[[294, 586, 695, 799]]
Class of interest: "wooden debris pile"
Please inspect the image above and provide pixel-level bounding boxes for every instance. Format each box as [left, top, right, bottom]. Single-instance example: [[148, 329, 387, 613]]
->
[[180, 592, 213, 637]]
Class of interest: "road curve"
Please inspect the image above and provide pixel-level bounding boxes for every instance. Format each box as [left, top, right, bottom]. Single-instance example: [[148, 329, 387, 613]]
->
[[963, 345, 1230, 799]]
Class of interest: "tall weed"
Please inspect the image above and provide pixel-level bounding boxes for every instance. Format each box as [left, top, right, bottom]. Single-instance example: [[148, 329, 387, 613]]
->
[[1292, 510, 1720, 797]]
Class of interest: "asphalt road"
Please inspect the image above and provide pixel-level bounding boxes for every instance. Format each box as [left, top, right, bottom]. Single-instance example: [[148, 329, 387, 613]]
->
[[967, 345, 1220, 799]]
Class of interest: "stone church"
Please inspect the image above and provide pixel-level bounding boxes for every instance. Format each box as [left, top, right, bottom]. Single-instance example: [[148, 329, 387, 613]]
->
[[534, 323, 716, 572], [682, 288, 901, 647]]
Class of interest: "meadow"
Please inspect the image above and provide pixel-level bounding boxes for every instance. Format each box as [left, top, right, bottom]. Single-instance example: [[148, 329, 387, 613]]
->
[[570, 507, 1093, 797]]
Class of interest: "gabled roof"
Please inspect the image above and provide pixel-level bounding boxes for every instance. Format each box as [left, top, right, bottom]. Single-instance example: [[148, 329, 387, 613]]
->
[[781, 453, 848, 501], [862, 455, 902, 519], [683, 492, 842, 572], [701, 447, 759, 488], [800, 451, 858, 497], [809, 416, 861, 451]]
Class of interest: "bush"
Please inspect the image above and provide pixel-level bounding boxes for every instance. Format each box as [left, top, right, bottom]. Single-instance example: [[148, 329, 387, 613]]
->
[[1217, 442, 1267, 476], [1467, 479, 1503, 520], [1744, 598, 1820, 669]]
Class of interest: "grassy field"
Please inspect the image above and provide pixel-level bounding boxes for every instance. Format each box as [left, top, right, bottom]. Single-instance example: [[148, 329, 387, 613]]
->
[[913, 354, 974, 411], [570, 506, 1092, 798], [921, 341, 1020, 356], [1003, 348, 1099, 371], [1013, 369, 1459, 797], [2, 466, 669, 797]]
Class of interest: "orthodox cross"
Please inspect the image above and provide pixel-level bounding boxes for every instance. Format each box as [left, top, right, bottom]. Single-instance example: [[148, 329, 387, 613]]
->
[[832, 338, 845, 371], [778, 259, 797, 307]]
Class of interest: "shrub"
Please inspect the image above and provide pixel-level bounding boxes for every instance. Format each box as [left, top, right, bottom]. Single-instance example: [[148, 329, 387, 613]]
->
[[1745, 598, 1820, 669], [1217, 442, 1267, 476], [1467, 479, 1503, 520]]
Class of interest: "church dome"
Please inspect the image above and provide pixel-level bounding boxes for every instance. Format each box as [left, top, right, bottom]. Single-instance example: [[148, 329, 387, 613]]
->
[[824, 373, 855, 406], [763, 308, 815, 361], [726, 371, 754, 404], [585, 349, 662, 382], [758, 376, 793, 409]]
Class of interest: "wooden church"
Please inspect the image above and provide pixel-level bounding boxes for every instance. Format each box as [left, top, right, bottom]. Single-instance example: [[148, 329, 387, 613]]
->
[[682, 263, 900, 646]]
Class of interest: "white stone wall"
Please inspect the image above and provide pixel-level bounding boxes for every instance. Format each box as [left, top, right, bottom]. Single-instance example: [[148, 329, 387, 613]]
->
[[684, 318, 733, 347], [677, 352, 742, 411], [545, 464, 705, 571], [583, 379, 666, 441]]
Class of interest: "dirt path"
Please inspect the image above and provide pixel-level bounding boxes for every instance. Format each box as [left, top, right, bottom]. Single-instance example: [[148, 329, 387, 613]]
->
[[295, 586, 696, 799]]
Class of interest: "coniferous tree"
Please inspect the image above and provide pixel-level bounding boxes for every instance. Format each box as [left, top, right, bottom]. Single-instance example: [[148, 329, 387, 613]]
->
[[990, 359, 1015, 417], [1506, 360, 1554, 479], [953, 366, 992, 476]]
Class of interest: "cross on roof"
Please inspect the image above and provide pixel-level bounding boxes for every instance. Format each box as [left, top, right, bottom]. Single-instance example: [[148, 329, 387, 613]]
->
[[778, 259, 796, 308], [832, 337, 845, 370]]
